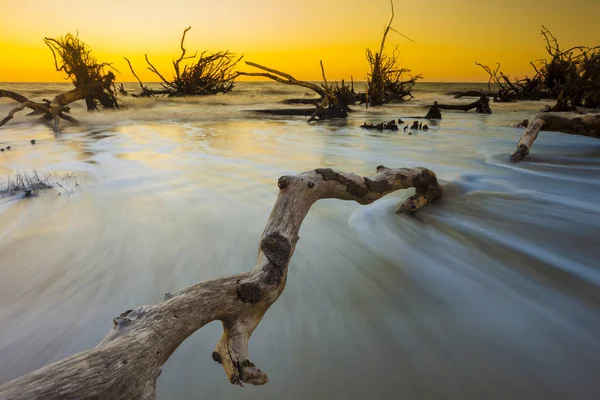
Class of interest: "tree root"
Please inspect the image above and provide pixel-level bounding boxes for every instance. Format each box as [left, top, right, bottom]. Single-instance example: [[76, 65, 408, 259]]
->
[[0, 166, 442, 399]]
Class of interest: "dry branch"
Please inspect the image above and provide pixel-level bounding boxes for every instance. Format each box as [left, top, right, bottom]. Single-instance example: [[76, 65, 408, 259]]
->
[[0, 166, 443, 399], [237, 61, 355, 122], [0, 88, 85, 133], [510, 112, 600, 161]]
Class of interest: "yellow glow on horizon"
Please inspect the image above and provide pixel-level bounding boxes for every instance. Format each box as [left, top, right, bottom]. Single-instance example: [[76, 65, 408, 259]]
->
[[1, 0, 599, 83]]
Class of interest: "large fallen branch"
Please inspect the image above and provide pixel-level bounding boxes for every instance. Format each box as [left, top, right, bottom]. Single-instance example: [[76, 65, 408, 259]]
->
[[426, 95, 491, 114], [0, 166, 442, 400], [510, 112, 600, 161], [0, 88, 88, 133], [237, 61, 354, 122]]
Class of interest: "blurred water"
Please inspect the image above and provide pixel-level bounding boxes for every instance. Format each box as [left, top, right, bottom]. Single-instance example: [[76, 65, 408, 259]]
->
[[1, 82, 599, 399]]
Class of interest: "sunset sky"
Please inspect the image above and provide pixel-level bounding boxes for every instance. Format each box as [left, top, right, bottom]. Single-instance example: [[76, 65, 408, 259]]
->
[[1, 0, 599, 82]]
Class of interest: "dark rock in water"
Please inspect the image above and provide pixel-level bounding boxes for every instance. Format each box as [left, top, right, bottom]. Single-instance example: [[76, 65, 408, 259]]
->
[[6, 146, 10, 150], [422, 124, 429, 131], [398, 118, 404, 124], [411, 121, 420, 130], [1, 148, 4, 152], [404, 124, 408, 131], [30, 139, 36, 145]]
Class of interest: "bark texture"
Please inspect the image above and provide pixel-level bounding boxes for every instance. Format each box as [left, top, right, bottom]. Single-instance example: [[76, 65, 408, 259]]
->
[[0, 166, 442, 400], [510, 112, 600, 161]]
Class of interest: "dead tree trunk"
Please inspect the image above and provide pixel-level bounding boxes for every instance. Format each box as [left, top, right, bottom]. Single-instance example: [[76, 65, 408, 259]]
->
[[426, 95, 492, 114], [510, 112, 600, 161], [0, 166, 442, 400], [237, 61, 354, 122]]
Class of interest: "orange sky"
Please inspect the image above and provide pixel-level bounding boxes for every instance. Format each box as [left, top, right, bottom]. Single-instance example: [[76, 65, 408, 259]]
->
[[1, 0, 599, 82]]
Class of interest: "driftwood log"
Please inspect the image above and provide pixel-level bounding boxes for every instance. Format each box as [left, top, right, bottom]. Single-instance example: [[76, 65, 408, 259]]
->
[[510, 112, 600, 161], [0, 87, 94, 133], [427, 95, 491, 114], [0, 166, 443, 400]]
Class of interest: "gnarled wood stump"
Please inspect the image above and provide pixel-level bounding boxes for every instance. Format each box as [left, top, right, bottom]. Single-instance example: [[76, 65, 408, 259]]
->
[[0, 166, 442, 400]]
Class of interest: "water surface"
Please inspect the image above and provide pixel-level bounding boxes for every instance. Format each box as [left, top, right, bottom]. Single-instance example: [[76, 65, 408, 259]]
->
[[1, 82, 599, 399]]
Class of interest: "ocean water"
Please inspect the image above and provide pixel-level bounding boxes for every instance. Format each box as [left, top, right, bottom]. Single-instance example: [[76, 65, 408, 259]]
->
[[1, 82, 599, 399]]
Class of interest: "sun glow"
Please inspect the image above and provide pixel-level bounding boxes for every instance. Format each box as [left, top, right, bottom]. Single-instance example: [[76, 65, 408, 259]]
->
[[1, 0, 599, 82]]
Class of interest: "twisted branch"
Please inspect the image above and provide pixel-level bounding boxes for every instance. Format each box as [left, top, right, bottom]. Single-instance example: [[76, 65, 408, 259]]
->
[[0, 166, 442, 399]]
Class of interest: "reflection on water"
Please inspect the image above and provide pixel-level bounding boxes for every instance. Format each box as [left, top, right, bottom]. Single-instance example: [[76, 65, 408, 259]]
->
[[1, 83, 600, 399]]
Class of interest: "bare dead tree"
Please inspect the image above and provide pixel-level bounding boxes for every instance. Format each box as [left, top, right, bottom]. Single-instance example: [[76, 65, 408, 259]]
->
[[237, 61, 355, 122], [126, 27, 242, 97], [475, 26, 600, 109], [0, 166, 443, 399], [1, 33, 119, 133], [366, 0, 421, 106], [44, 33, 119, 111]]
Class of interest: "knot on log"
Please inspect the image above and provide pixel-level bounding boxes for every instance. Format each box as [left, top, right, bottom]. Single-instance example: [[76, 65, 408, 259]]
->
[[237, 282, 263, 303], [261, 234, 292, 285], [277, 176, 290, 189]]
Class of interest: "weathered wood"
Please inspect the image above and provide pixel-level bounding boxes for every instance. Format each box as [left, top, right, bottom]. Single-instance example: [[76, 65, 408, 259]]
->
[[510, 112, 600, 161], [427, 95, 491, 114], [0, 88, 87, 133], [0, 166, 442, 400], [237, 61, 353, 123]]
